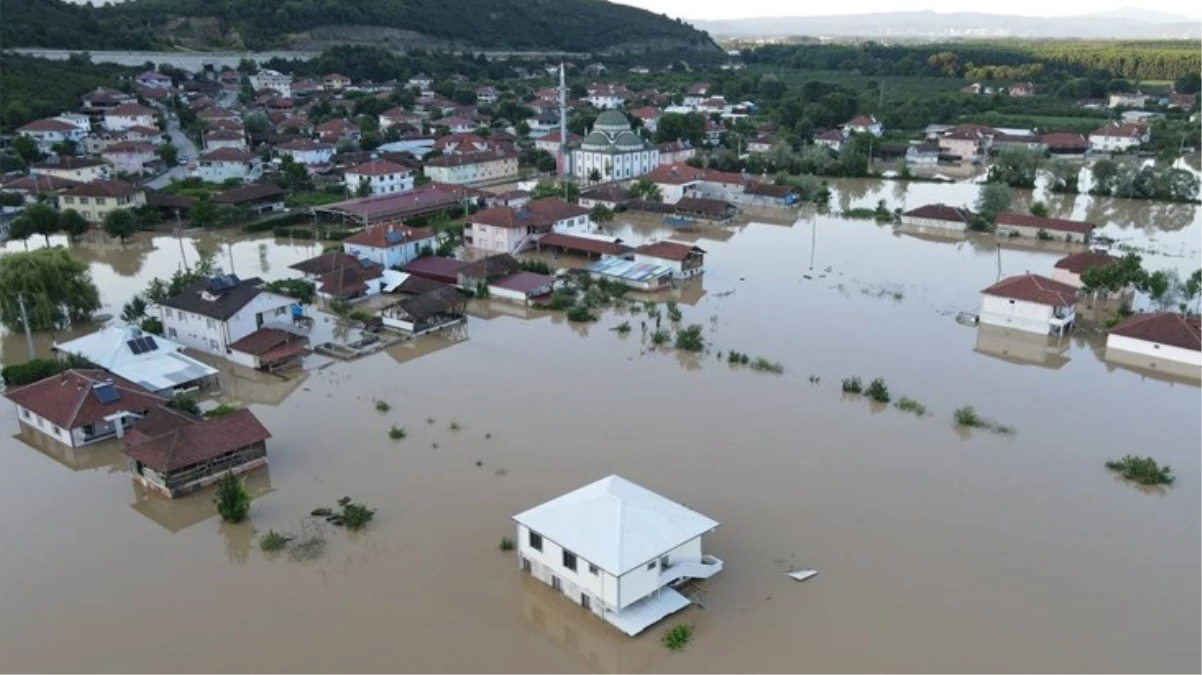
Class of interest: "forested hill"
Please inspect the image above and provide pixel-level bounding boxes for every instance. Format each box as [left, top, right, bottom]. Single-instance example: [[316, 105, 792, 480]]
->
[[1, 0, 718, 53]]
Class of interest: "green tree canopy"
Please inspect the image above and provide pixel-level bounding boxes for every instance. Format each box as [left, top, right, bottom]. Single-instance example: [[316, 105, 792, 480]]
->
[[59, 209, 89, 240], [0, 248, 101, 331], [103, 209, 139, 243]]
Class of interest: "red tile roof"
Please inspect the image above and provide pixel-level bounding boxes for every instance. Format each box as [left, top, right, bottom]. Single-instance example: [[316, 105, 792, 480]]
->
[[1040, 132, 1088, 149], [982, 273, 1078, 307], [228, 328, 298, 355], [123, 406, 270, 473], [63, 180, 143, 198], [214, 182, 284, 204], [1090, 123, 1146, 138], [4, 369, 165, 430], [490, 272, 555, 294], [346, 159, 409, 176], [903, 203, 974, 223], [1109, 313, 1201, 352], [844, 115, 879, 128], [201, 147, 257, 162], [403, 256, 468, 282], [471, 197, 588, 229], [103, 141, 157, 154], [18, 118, 79, 133], [425, 149, 512, 167], [630, 106, 661, 119], [634, 241, 706, 262], [107, 103, 156, 117], [995, 213, 1095, 235], [318, 264, 383, 297], [1053, 250, 1118, 275], [538, 232, 631, 256], [342, 223, 434, 248]]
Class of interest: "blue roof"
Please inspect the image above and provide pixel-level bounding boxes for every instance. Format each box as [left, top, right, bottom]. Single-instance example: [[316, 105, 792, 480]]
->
[[586, 257, 674, 283]]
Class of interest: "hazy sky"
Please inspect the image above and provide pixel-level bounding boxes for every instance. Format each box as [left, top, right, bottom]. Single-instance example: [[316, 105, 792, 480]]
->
[[611, 0, 1200, 20]]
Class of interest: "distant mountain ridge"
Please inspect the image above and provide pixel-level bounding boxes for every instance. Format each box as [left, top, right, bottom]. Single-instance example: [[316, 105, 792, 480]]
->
[[693, 10, 1202, 40], [2, 0, 718, 53]]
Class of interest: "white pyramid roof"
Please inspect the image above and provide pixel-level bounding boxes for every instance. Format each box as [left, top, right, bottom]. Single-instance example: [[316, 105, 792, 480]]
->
[[513, 475, 718, 576]]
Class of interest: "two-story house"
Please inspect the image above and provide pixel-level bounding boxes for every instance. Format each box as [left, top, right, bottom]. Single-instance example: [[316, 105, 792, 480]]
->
[[135, 70, 173, 89], [31, 156, 110, 183], [249, 69, 293, 98], [158, 275, 296, 357], [841, 115, 883, 137], [980, 273, 1079, 336], [343, 159, 414, 196], [424, 150, 518, 186], [4, 369, 165, 448], [197, 148, 263, 184], [341, 223, 436, 268], [60, 180, 146, 224], [1088, 123, 1150, 153], [468, 197, 590, 254], [513, 475, 723, 636], [103, 103, 157, 132], [203, 129, 248, 151], [17, 118, 90, 153], [276, 139, 334, 166], [101, 141, 158, 175]]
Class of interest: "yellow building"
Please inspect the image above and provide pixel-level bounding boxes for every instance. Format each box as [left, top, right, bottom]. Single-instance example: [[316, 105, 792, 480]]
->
[[60, 180, 147, 224]]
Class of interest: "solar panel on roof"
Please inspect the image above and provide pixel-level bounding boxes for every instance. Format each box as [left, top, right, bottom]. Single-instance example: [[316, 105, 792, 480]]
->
[[92, 383, 120, 405], [128, 338, 144, 354], [141, 336, 158, 352], [385, 230, 405, 244]]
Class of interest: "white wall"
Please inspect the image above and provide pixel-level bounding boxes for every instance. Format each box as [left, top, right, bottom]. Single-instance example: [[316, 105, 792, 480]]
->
[[1107, 334, 1202, 367], [343, 171, 414, 196], [197, 160, 260, 184], [162, 307, 227, 353], [343, 241, 422, 268], [616, 537, 702, 610], [900, 215, 967, 232], [104, 113, 155, 132], [517, 523, 617, 613], [979, 295, 1055, 335]]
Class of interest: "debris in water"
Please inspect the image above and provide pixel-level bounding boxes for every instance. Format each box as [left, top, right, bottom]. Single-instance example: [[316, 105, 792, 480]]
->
[[310, 508, 333, 517], [475, 460, 483, 467], [337, 496, 351, 506], [787, 569, 819, 582], [802, 275, 813, 280]]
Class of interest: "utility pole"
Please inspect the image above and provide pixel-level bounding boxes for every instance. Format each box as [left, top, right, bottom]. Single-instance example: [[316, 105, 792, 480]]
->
[[17, 293, 35, 360]]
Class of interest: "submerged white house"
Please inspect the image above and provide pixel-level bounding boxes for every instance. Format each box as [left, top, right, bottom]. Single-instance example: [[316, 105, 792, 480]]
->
[[512, 475, 722, 636]]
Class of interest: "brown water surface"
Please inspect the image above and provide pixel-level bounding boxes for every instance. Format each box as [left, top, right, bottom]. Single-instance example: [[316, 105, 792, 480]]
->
[[1, 179, 1198, 673]]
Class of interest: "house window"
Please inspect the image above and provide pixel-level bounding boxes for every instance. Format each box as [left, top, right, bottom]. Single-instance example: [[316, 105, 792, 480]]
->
[[21, 409, 29, 420], [647, 560, 657, 571], [588, 563, 599, 576], [529, 531, 542, 551], [54, 426, 62, 435], [165, 309, 173, 318], [563, 551, 577, 572], [206, 319, 215, 329], [168, 328, 177, 338]]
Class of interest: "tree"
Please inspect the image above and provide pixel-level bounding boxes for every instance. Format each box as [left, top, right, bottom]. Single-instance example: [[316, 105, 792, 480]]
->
[[587, 168, 602, 183], [974, 183, 1012, 229], [24, 203, 60, 246], [1046, 159, 1080, 193], [654, 112, 705, 145], [244, 112, 271, 135], [1029, 201, 1049, 217], [7, 215, 35, 249], [189, 195, 218, 228], [628, 178, 662, 202], [986, 148, 1042, 188], [278, 156, 311, 192], [1080, 252, 1146, 295], [590, 204, 614, 225], [1173, 72, 1201, 95], [1090, 159, 1119, 196], [356, 177, 372, 197], [11, 135, 42, 163], [59, 209, 89, 240], [214, 472, 252, 523], [158, 142, 178, 166], [121, 295, 148, 323], [0, 248, 101, 331], [103, 209, 139, 243]]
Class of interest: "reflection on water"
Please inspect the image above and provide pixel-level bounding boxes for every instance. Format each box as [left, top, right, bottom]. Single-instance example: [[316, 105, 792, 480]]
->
[[519, 575, 677, 674], [1103, 346, 1202, 386], [12, 425, 127, 473], [974, 324, 1071, 370], [130, 467, 274, 534]]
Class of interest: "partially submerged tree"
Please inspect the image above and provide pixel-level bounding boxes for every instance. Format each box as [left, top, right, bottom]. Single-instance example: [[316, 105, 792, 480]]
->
[[213, 472, 252, 523], [973, 183, 1012, 230], [0, 248, 101, 331], [103, 209, 139, 243], [59, 209, 89, 241]]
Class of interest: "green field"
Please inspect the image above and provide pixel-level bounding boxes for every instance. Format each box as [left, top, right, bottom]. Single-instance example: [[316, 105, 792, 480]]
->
[[964, 112, 1109, 133], [748, 66, 1006, 97]]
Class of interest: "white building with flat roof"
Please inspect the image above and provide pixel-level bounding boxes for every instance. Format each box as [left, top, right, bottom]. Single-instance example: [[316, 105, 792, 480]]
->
[[512, 475, 723, 636]]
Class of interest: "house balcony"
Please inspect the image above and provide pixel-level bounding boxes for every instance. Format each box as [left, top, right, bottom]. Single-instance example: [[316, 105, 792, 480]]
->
[[659, 554, 724, 586], [1049, 310, 1075, 335]]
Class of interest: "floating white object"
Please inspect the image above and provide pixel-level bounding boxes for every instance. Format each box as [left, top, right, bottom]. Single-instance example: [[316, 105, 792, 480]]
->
[[787, 569, 818, 582]]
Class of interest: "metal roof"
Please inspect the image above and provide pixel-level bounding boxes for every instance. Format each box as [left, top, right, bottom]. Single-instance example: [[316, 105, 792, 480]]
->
[[53, 326, 218, 393], [513, 475, 719, 576], [586, 257, 675, 284]]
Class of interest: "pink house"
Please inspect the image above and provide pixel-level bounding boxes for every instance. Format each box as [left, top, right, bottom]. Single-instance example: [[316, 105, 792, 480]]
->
[[102, 141, 158, 175], [657, 140, 695, 165], [468, 198, 590, 254]]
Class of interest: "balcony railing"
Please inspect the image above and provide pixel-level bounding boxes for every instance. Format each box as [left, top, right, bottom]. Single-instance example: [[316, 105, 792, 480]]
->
[[659, 554, 724, 586]]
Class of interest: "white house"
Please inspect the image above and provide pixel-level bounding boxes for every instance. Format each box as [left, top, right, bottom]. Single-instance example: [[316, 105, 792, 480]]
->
[[512, 475, 722, 637], [1088, 123, 1149, 153], [341, 223, 436, 268], [1108, 92, 1149, 109], [1051, 250, 1119, 289], [408, 74, 434, 94], [203, 129, 248, 151], [52, 325, 219, 396], [1106, 313, 1201, 369], [424, 150, 518, 186], [906, 141, 940, 164], [101, 141, 158, 175], [135, 70, 173, 89], [17, 118, 89, 153], [488, 272, 556, 304], [276, 139, 334, 165], [994, 213, 1095, 244], [900, 204, 973, 232], [158, 275, 297, 357], [629, 107, 661, 133], [31, 156, 110, 183], [3, 369, 165, 448], [249, 69, 292, 98], [841, 115, 883, 137], [570, 110, 659, 183], [343, 159, 414, 196], [103, 103, 157, 132], [813, 128, 844, 151], [980, 273, 1078, 336], [197, 148, 262, 183], [585, 84, 629, 110], [476, 86, 499, 104], [430, 116, 475, 134], [632, 241, 706, 279]]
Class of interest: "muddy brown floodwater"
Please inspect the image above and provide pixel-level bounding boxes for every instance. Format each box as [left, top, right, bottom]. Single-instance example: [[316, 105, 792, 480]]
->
[[1, 179, 1198, 673]]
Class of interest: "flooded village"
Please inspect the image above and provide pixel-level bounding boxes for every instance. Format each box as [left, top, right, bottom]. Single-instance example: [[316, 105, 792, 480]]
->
[[1, 47, 1200, 674]]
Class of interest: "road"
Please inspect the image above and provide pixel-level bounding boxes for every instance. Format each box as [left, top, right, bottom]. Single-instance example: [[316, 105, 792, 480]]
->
[[146, 116, 198, 190]]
